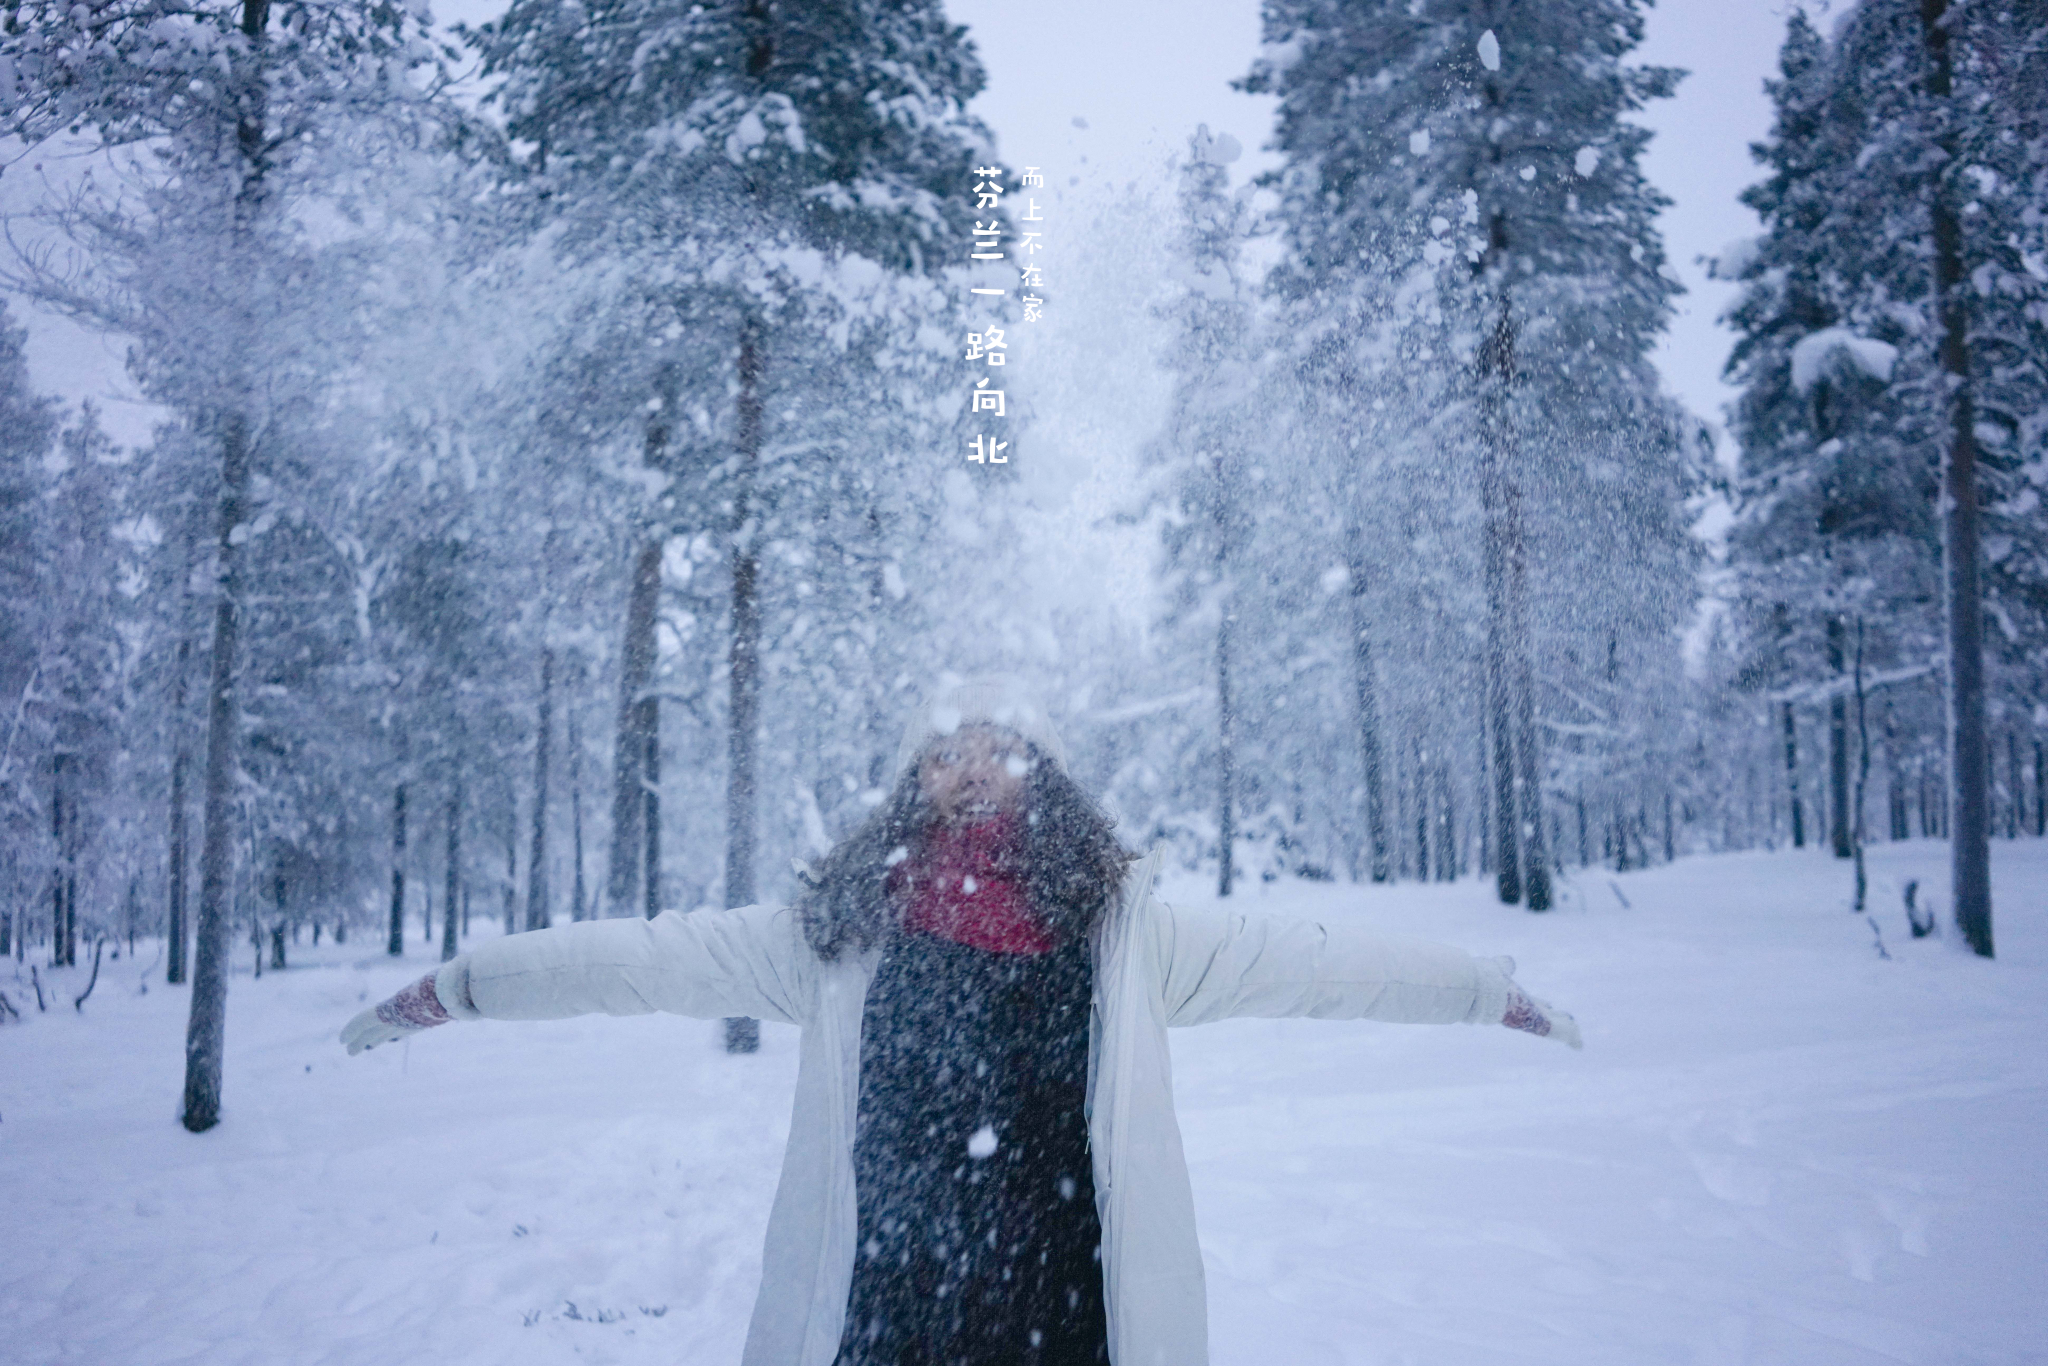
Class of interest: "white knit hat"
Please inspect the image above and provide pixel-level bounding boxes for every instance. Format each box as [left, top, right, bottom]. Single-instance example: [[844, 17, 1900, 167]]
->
[[892, 674, 1069, 781]]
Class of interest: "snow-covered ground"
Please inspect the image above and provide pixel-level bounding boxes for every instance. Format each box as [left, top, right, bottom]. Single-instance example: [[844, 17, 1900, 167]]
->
[[4, 839, 2044, 1365]]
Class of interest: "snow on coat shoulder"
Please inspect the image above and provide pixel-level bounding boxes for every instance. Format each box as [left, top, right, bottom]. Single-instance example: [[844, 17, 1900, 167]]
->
[[430, 844, 1514, 1366]]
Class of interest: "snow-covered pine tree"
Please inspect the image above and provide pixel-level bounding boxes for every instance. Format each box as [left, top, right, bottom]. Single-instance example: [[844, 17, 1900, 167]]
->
[[2, 0, 459, 1128], [1145, 125, 1273, 895], [0, 302, 62, 963], [1719, 11, 1943, 867], [1239, 0, 1699, 907], [1926, 0, 2048, 948], [1723, 0, 2048, 950], [468, 0, 1006, 1049]]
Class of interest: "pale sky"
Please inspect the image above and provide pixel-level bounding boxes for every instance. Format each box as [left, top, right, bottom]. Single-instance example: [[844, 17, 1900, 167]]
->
[[14, 0, 1809, 463]]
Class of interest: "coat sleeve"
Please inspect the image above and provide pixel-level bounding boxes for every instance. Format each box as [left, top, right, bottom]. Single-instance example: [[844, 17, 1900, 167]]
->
[[1151, 896, 1513, 1029], [432, 903, 811, 1027]]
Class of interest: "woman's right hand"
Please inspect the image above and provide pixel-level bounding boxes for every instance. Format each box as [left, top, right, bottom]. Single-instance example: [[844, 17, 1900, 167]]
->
[[341, 971, 454, 1055]]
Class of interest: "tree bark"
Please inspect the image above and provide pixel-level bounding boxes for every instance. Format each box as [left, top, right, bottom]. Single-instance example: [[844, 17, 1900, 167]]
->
[[2035, 740, 2044, 838], [643, 707, 661, 920], [2005, 730, 2020, 839], [725, 310, 764, 1055], [166, 636, 191, 984], [1475, 694, 1492, 877], [608, 540, 661, 914], [1343, 523, 1388, 882], [1476, 289, 1548, 908], [1436, 759, 1457, 881], [1920, 0, 1992, 957], [50, 751, 65, 967], [570, 701, 587, 921], [1511, 605, 1553, 909], [1216, 584, 1236, 899], [1477, 300, 1523, 905], [502, 800, 517, 934], [1782, 701, 1805, 848], [442, 780, 460, 962], [1852, 619, 1871, 911], [1828, 616, 1852, 858], [1421, 745, 1437, 882], [387, 782, 406, 956], [526, 649, 552, 931], [180, 404, 255, 1134]]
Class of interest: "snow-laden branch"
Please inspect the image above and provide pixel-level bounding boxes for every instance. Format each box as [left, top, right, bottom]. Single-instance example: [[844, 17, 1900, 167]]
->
[[1767, 660, 1938, 706], [1078, 688, 1208, 726]]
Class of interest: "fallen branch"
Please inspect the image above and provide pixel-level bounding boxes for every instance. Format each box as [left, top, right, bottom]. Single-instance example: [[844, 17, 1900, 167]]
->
[[0, 990, 19, 1022]]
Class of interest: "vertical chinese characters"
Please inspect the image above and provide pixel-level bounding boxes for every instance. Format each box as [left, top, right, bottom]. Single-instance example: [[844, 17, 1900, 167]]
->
[[966, 164, 1010, 465], [1018, 165, 1046, 324]]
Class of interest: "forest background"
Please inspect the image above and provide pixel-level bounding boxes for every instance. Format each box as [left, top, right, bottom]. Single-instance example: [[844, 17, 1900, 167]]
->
[[1, 0, 2043, 1119]]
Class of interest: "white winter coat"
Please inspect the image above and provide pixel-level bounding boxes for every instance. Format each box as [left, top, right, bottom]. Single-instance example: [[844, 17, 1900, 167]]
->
[[431, 844, 1514, 1366]]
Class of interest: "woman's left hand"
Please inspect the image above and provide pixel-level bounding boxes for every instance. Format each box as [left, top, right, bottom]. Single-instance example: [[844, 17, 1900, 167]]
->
[[1501, 978, 1582, 1050]]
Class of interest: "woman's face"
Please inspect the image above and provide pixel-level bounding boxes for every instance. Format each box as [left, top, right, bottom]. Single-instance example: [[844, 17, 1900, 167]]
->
[[918, 724, 1031, 826]]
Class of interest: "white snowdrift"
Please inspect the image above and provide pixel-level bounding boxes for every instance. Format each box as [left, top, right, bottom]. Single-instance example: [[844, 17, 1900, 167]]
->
[[2, 838, 2043, 1365]]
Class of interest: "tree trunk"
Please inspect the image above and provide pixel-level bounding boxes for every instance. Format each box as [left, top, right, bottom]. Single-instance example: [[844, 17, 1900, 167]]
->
[[1413, 740, 1429, 882], [2005, 730, 2021, 839], [725, 310, 764, 1055], [1920, 0, 1991, 956], [387, 782, 406, 956], [180, 405, 255, 1134], [1477, 298, 1551, 906], [1512, 627, 1553, 909], [1828, 617, 1851, 857], [1434, 759, 1456, 881], [1343, 523, 1388, 882], [442, 780, 460, 962], [2035, 740, 2044, 838], [1477, 288, 1550, 910], [1475, 696, 1492, 877], [570, 700, 588, 920], [643, 707, 661, 920], [1216, 586, 1236, 898], [1852, 623, 1874, 908], [1782, 701, 1805, 848], [608, 541, 661, 915], [50, 751, 65, 968], [1477, 302, 1522, 906], [503, 800, 517, 934], [166, 636, 191, 985], [526, 649, 552, 931]]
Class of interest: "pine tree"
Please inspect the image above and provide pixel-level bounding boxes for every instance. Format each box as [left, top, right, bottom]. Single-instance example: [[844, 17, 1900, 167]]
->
[[1239, 0, 1698, 906], [0, 301, 62, 960], [1722, 1, 2048, 946], [3, 0, 458, 1129], [1147, 126, 1272, 895], [468, 0, 1006, 1049]]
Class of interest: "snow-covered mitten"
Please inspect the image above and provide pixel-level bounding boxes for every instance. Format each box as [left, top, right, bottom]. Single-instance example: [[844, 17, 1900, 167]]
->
[[342, 969, 457, 1055], [1499, 969, 1582, 1050]]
